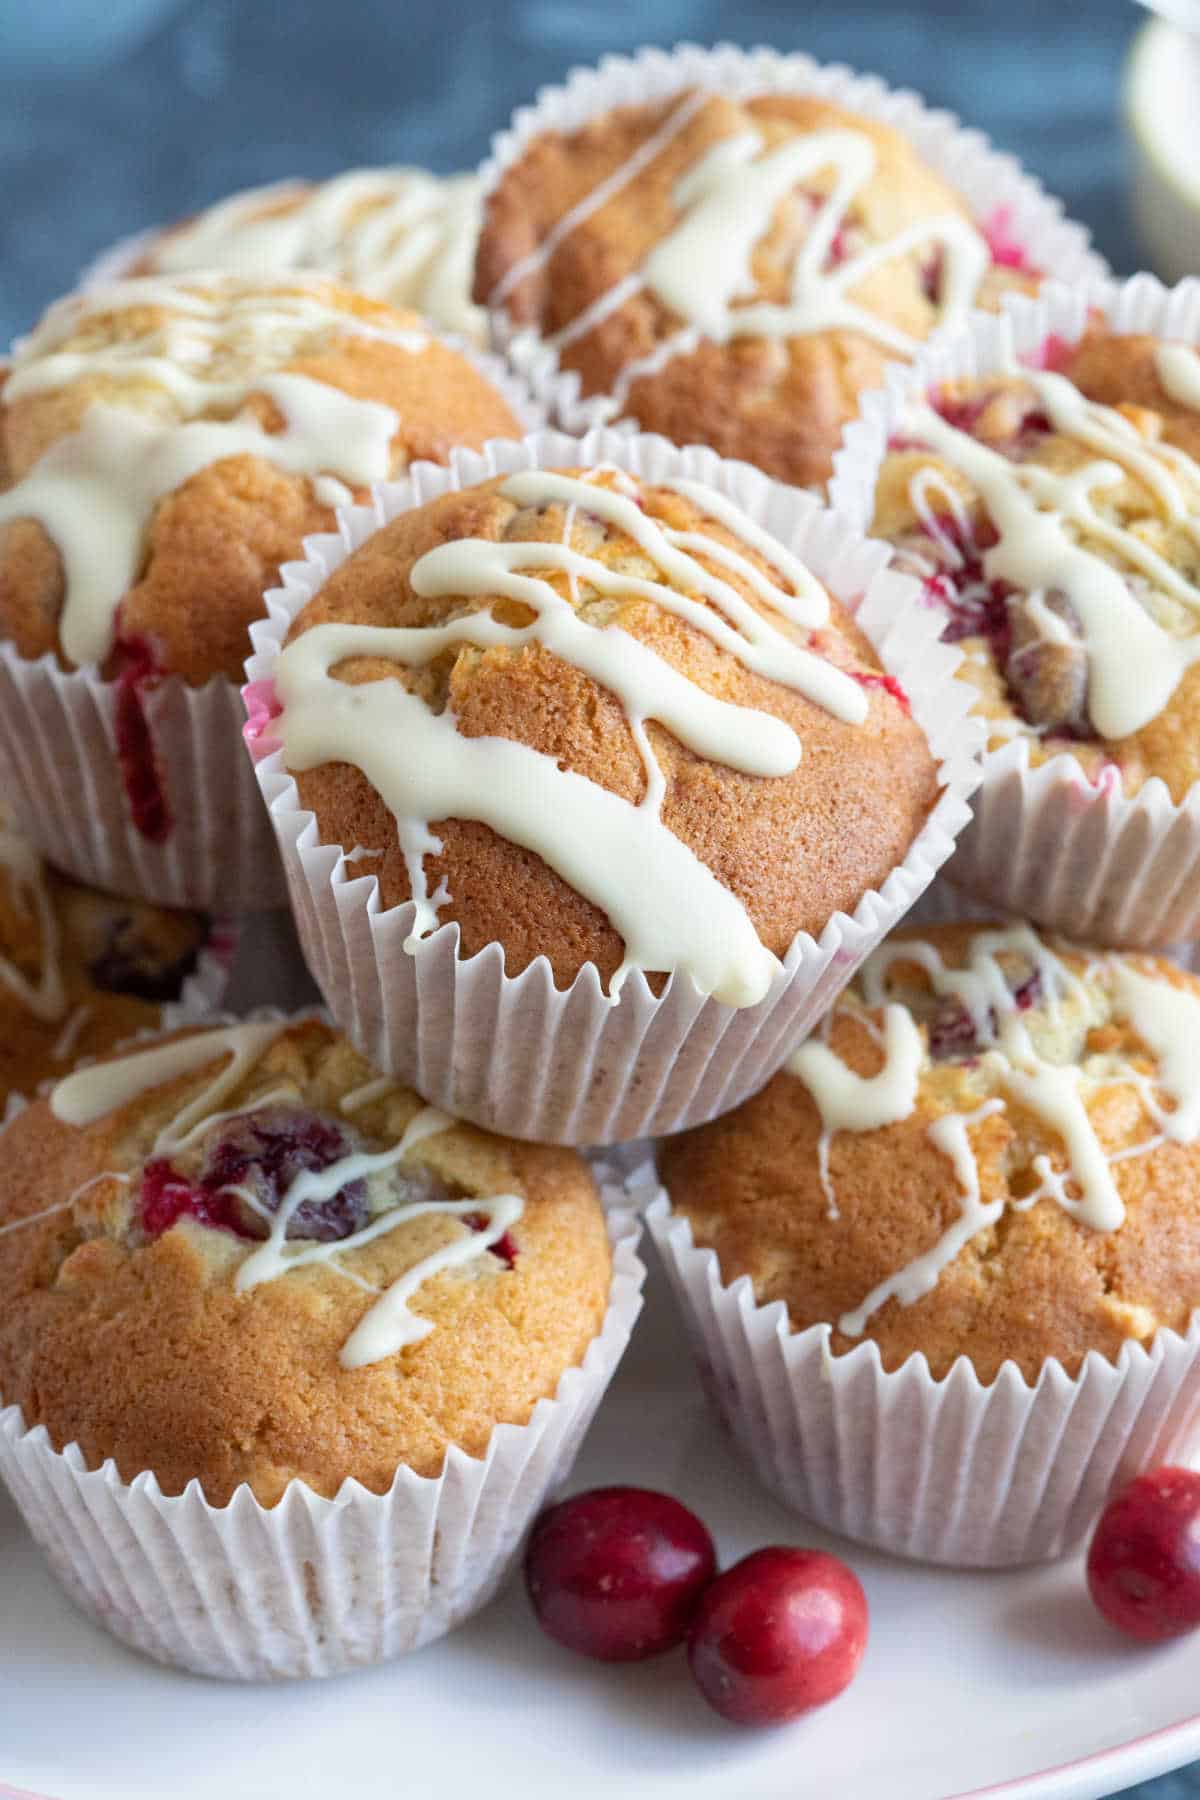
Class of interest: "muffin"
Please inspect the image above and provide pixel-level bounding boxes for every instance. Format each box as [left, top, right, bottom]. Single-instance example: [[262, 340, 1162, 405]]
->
[[246, 432, 981, 1143], [0, 1014, 644, 1677], [0, 823, 215, 1102], [652, 919, 1200, 1564], [0, 273, 527, 908], [845, 275, 1200, 944], [108, 167, 486, 344], [875, 329, 1200, 802], [475, 46, 1098, 487]]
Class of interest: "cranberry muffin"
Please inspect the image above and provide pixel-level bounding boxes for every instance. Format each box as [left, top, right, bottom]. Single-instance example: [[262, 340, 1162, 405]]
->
[[0, 825, 210, 1103], [660, 920, 1200, 1382], [0, 275, 522, 898], [270, 461, 939, 1003], [121, 167, 486, 344], [873, 328, 1200, 801], [0, 1015, 613, 1504], [478, 87, 1037, 487]]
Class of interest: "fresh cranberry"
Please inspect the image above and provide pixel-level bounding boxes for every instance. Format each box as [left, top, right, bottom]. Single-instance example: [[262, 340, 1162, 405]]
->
[[525, 1487, 717, 1662], [1087, 1469, 1200, 1643], [111, 631, 172, 844], [140, 1107, 371, 1243], [687, 1547, 868, 1726], [850, 671, 911, 714]]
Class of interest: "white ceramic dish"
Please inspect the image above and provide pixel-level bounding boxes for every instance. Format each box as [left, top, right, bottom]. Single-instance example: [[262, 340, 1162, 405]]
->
[[2, 1249, 1200, 1795], [3, 916, 1200, 1800]]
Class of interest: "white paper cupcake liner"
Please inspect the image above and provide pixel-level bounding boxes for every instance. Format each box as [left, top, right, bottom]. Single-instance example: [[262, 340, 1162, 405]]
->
[[477, 41, 1107, 446], [0, 1139, 645, 1682], [647, 1193, 1200, 1568], [243, 427, 983, 1145], [168, 915, 239, 1025], [830, 271, 1200, 948]]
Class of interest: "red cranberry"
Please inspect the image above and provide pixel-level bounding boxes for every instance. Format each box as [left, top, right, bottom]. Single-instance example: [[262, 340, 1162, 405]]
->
[[525, 1486, 717, 1662], [687, 1547, 868, 1726], [140, 1107, 374, 1243], [463, 1209, 519, 1270], [1087, 1468, 1200, 1643], [850, 671, 910, 714], [111, 631, 172, 844], [88, 912, 201, 1004], [198, 1108, 369, 1240]]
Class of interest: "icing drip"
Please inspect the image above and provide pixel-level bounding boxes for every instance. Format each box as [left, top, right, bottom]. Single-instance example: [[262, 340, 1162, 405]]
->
[[789, 1004, 923, 1218], [235, 1105, 524, 1368], [48, 1023, 525, 1368], [903, 370, 1200, 739], [0, 281, 412, 666], [496, 93, 994, 412], [1156, 343, 1200, 414], [0, 830, 67, 1024], [786, 927, 1200, 1337], [143, 170, 485, 341], [275, 469, 867, 1007], [838, 1099, 1005, 1336]]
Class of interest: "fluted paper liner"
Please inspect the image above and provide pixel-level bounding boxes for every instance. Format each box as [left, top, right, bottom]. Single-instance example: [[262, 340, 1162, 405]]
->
[[0, 327, 541, 914], [477, 41, 1107, 443], [830, 272, 1200, 947], [243, 428, 983, 1145], [0, 1147, 647, 1682], [647, 1194, 1200, 1568]]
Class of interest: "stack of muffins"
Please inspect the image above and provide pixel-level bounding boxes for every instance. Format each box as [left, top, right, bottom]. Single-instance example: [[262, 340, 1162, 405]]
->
[[2, 39, 1200, 1685]]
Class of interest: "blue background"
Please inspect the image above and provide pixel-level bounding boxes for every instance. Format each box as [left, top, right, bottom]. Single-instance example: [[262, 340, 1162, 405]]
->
[[0, 2, 1194, 1793]]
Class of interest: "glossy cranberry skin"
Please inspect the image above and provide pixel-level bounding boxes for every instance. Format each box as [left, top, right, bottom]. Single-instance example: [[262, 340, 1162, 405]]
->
[[687, 1547, 868, 1726], [524, 1486, 717, 1662], [1087, 1468, 1200, 1643]]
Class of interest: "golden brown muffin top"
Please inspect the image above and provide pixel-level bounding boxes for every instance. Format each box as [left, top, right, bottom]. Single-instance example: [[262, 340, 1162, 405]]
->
[[0, 274, 521, 685], [873, 328, 1200, 802], [0, 1016, 612, 1504], [660, 920, 1200, 1383], [273, 464, 939, 1003], [0, 825, 208, 1104], [131, 168, 486, 343], [476, 89, 1034, 488]]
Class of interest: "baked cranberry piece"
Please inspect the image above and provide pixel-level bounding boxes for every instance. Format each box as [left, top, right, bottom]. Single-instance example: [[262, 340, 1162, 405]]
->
[[687, 1547, 868, 1726], [525, 1486, 717, 1661], [199, 1108, 369, 1240], [111, 631, 172, 844], [1087, 1468, 1200, 1643], [140, 1107, 371, 1243], [87, 912, 201, 1004]]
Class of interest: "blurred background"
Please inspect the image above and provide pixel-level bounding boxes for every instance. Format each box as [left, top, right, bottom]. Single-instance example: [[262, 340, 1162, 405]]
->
[[0, 1, 1197, 1794], [0, 0, 1175, 343]]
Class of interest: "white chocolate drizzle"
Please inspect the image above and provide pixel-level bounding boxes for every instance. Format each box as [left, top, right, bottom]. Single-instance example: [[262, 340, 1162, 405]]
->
[[784, 927, 1200, 1337], [0, 830, 67, 1024], [0, 280, 416, 666], [494, 92, 994, 413], [142, 169, 486, 341], [1156, 343, 1200, 414], [275, 468, 867, 1007], [903, 369, 1200, 740], [47, 1022, 526, 1368]]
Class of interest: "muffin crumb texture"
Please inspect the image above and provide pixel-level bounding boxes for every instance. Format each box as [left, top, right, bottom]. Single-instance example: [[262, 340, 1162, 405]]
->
[[661, 921, 1200, 1382]]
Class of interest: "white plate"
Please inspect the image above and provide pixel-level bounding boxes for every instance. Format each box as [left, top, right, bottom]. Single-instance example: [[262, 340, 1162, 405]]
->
[[4, 1253, 1200, 1800], [3, 921, 1200, 1800]]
